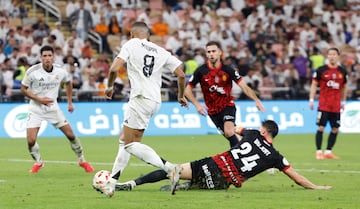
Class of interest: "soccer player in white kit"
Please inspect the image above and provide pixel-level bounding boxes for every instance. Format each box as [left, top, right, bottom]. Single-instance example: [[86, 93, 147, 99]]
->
[[97, 22, 188, 197], [21, 45, 94, 173]]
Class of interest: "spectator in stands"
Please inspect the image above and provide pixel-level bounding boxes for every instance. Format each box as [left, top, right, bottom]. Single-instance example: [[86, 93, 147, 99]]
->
[[114, 3, 126, 29], [94, 16, 112, 54], [299, 22, 316, 50], [66, 0, 80, 19], [109, 15, 122, 35], [120, 0, 142, 9], [30, 37, 43, 62], [79, 39, 93, 61], [216, 0, 233, 18], [42, 34, 58, 49], [165, 30, 182, 54], [18, 1, 28, 20], [32, 21, 49, 40], [292, 48, 309, 90], [1, 58, 14, 96], [19, 28, 34, 46], [66, 30, 85, 51], [4, 37, 16, 57], [69, 0, 93, 40], [189, 30, 207, 50], [50, 22, 65, 47], [162, 4, 180, 29], [0, 19, 9, 42], [90, 4, 101, 26], [137, 8, 152, 28], [92, 52, 110, 76], [79, 74, 100, 100], [63, 38, 82, 58], [151, 15, 169, 37], [31, 16, 50, 31], [309, 47, 325, 72], [12, 57, 28, 89], [54, 46, 64, 65]]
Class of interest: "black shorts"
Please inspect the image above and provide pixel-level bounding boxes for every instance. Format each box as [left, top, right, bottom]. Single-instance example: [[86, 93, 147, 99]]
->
[[209, 106, 236, 134], [189, 157, 230, 190], [316, 110, 341, 128]]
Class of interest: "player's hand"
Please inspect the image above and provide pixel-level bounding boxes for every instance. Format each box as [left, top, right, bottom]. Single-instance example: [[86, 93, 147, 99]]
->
[[39, 97, 54, 106], [196, 104, 207, 116], [178, 97, 188, 108], [104, 87, 113, 100], [68, 103, 74, 113], [309, 101, 314, 110], [256, 100, 266, 112]]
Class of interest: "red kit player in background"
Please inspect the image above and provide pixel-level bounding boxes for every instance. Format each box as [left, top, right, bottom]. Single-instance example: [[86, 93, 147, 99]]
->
[[185, 41, 265, 148], [309, 47, 348, 160]]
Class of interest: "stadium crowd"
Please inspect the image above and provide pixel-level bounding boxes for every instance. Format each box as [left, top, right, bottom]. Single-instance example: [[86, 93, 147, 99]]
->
[[0, 0, 360, 102]]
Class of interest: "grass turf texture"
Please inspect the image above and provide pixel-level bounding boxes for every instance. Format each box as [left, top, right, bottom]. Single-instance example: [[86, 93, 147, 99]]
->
[[0, 134, 359, 209]]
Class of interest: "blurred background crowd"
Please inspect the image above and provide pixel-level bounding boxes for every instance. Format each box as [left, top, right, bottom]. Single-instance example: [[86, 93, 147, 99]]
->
[[0, 0, 360, 103]]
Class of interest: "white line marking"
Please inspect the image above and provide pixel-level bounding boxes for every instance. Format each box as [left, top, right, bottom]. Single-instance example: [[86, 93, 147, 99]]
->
[[1, 159, 360, 174], [0, 179, 6, 183]]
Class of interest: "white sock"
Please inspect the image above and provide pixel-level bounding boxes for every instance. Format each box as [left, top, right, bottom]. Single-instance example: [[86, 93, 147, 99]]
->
[[324, 150, 332, 154], [125, 142, 174, 173], [316, 150, 323, 154], [70, 137, 85, 162], [111, 140, 130, 179], [29, 142, 41, 163]]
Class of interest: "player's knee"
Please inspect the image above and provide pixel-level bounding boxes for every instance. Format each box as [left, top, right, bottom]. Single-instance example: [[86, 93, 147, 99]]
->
[[318, 126, 325, 132]]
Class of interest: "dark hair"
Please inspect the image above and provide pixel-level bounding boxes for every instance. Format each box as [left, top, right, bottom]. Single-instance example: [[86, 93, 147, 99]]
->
[[40, 45, 54, 55], [206, 41, 222, 50], [327, 47, 340, 55], [262, 120, 279, 138], [132, 21, 149, 29]]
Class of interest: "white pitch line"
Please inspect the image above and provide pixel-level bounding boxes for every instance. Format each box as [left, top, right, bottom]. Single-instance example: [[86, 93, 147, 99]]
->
[[0, 158, 150, 167], [1, 158, 360, 174], [0, 179, 6, 183]]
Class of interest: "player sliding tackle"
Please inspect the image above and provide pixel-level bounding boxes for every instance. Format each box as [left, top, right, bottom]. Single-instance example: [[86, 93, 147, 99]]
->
[[115, 120, 331, 192]]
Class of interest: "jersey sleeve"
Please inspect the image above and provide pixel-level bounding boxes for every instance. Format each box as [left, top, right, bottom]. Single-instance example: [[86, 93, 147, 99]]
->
[[273, 153, 291, 171], [223, 65, 242, 84], [187, 67, 201, 88], [163, 54, 182, 73], [117, 39, 132, 61], [21, 69, 32, 87]]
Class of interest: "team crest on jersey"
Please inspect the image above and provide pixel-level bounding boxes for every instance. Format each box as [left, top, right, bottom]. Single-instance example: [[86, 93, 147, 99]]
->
[[222, 74, 227, 81], [339, 73, 343, 79]]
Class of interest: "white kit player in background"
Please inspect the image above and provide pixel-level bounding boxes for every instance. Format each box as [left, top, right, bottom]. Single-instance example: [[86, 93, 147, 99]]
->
[[20, 45, 94, 173], [96, 22, 188, 197]]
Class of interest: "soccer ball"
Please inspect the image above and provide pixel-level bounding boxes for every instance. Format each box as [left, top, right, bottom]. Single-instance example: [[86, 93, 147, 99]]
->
[[92, 170, 111, 190]]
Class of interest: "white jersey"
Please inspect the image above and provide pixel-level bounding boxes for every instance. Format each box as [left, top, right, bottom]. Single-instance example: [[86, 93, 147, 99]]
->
[[22, 63, 71, 108], [117, 38, 182, 103]]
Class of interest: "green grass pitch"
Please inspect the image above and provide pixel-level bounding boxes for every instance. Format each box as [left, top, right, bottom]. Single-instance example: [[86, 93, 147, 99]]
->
[[0, 133, 359, 209]]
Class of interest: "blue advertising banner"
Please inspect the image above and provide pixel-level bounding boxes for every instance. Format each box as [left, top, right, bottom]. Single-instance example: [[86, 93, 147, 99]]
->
[[1, 101, 359, 138]]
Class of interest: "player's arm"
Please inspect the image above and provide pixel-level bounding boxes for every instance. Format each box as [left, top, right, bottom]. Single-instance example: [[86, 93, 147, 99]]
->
[[237, 80, 265, 112], [64, 81, 74, 113], [105, 57, 125, 99], [185, 85, 207, 115], [309, 79, 318, 110], [20, 85, 53, 105], [173, 64, 188, 107], [283, 167, 331, 190]]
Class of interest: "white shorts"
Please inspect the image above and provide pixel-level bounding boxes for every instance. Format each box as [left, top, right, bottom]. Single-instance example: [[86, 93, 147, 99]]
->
[[27, 104, 68, 129], [123, 95, 160, 129]]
